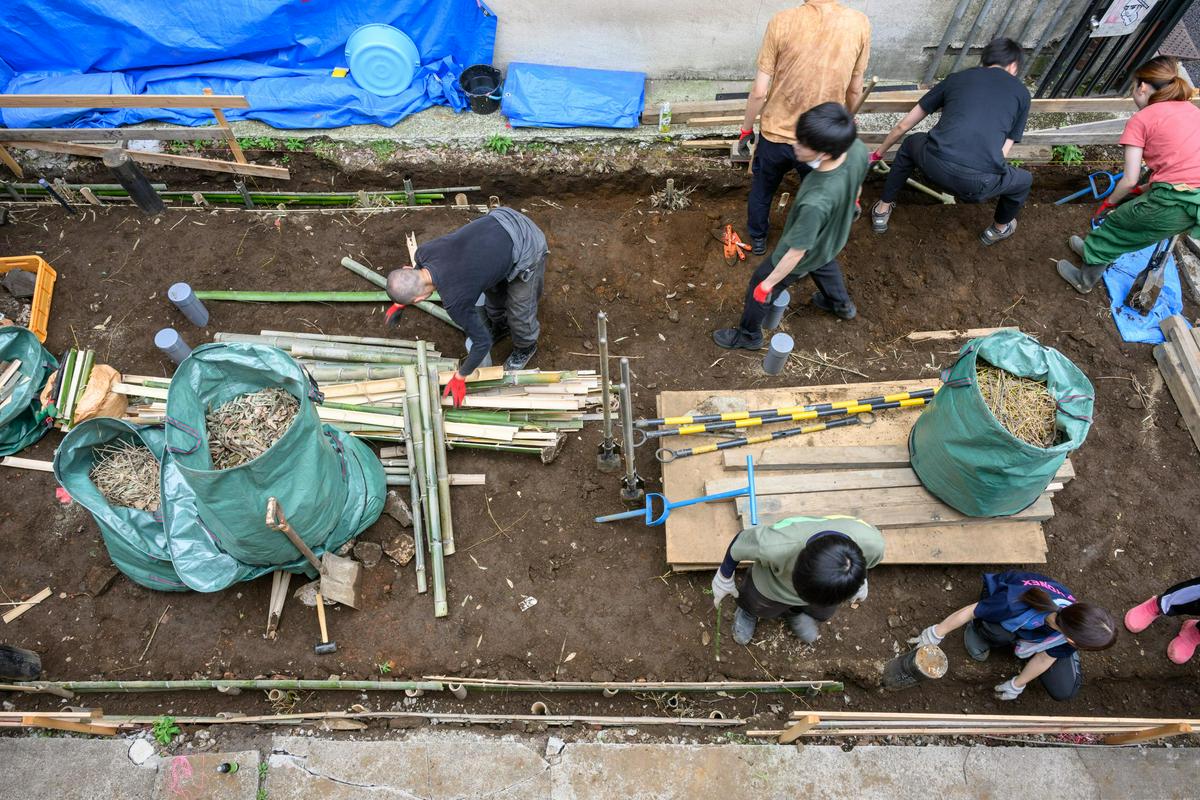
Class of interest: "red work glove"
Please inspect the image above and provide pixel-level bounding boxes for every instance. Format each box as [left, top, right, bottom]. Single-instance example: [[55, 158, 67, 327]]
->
[[442, 373, 467, 408], [737, 127, 757, 157], [385, 303, 405, 328], [1092, 199, 1118, 225], [752, 282, 771, 304], [869, 150, 883, 163]]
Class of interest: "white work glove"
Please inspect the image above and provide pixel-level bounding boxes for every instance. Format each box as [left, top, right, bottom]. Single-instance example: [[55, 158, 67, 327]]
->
[[994, 678, 1025, 702], [850, 577, 868, 604], [908, 624, 944, 647], [711, 570, 738, 608]]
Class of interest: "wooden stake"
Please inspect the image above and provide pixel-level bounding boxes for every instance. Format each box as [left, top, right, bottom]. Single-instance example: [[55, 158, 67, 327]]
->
[[2, 587, 50, 623], [778, 714, 820, 744], [1104, 722, 1193, 746], [203, 88, 247, 165], [0, 145, 24, 178], [20, 715, 120, 736]]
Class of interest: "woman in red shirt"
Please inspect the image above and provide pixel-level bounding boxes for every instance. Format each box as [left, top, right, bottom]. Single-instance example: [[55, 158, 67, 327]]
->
[[1057, 57, 1200, 293]]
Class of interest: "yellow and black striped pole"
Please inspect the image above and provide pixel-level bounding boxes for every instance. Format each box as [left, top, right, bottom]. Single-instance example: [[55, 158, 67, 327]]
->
[[655, 415, 866, 463], [635, 387, 939, 429]]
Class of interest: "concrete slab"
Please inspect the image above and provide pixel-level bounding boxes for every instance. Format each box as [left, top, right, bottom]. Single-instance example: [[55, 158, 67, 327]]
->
[[151, 750, 260, 800], [0, 738, 157, 800], [265, 733, 551, 800]]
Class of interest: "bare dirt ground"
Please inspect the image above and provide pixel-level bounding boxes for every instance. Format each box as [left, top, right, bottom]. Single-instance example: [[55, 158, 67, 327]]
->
[[2, 149, 1198, 729]]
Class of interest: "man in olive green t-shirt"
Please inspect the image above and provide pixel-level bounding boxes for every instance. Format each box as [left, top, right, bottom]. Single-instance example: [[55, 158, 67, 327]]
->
[[711, 515, 885, 645], [714, 102, 869, 351]]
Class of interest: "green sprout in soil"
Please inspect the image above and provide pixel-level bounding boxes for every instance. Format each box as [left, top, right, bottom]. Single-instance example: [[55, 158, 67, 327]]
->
[[376, 660, 393, 675], [1052, 144, 1084, 167], [283, 137, 305, 152], [165, 140, 190, 154], [484, 134, 513, 155], [1008, 159, 1024, 167], [259, 762, 269, 778], [151, 715, 181, 746], [310, 140, 337, 160], [370, 140, 398, 160], [237, 136, 277, 151]]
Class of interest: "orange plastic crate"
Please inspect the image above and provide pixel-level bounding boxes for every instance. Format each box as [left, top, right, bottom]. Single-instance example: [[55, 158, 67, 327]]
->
[[0, 255, 56, 342]]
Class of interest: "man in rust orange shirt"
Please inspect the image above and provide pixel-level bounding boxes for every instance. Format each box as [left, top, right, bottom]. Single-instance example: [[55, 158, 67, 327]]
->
[[739, 0, 871, 255]]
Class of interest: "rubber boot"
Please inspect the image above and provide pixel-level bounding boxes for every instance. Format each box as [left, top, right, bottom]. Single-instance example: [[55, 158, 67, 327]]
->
[[1068, 235, 1086, 258], [786, 612, 821, 643], [1056, 260, 1107, 294], [1167, 620, 1200, 664], [1124, 596, 1162, 633], [732, 607, 758, 645], [963, 621, 991, 662]]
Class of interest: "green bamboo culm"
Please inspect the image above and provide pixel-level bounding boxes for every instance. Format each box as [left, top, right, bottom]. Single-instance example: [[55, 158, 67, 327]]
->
[[12, 679, 444, 693], [195, 290, 390, 303], [340, 257, 459, 330]]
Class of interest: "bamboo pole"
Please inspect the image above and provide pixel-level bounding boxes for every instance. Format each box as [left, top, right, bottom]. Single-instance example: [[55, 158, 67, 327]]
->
[[196, 289, 391, 302], [67, 349, 95, 427], [428, 362, 455, 556], [415, 349, 448, 618], [260, 330, 425, 349], [93, 710, 742, 729], [402, 393, 428, 595], [340, 257, 459, 329], [292, 343, 420, 365], [422, 677, 844, 693], [214, 332, 428, 356], [7, 678, 444, 693], [404, 365, 437, 605]]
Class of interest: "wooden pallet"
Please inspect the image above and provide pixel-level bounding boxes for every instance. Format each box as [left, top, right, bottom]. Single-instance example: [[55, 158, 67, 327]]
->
[[658, 380, 1051, 570]]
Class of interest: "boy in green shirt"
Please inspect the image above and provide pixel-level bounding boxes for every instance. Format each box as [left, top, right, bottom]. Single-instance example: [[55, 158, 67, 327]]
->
[[711, 515, 884, 644], [714, 102, 869, 350]]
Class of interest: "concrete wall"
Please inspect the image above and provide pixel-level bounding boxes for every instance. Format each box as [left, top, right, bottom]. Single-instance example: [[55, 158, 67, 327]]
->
[[486, 0, 1082, 82]]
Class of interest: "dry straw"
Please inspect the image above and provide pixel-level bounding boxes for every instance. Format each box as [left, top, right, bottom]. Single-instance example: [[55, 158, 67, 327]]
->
[[976, 363, 1059, 448], [206, 387, 299, 469], [91, 439, 160, 511]]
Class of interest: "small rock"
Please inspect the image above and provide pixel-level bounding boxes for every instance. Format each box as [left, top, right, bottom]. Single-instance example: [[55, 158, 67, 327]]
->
[[546, 736, 566, 757], [667, 309, 680, 323], [541, 512, 552, 522], [701, 631, 711, 646], [383, 491, 413, 527], [887, 615, 902, 629], [294, 580, 335, 607], [646, 383, 657, 390], [1, 701, 14, 711], [384, 534, 416, 567], [353, 541, 383, 569], [81, 564, 121, 597], [583, 340, 594, 351], [678, 602, 692, 615], [128, 739, 156, 766], [335, 540, 356, 557]]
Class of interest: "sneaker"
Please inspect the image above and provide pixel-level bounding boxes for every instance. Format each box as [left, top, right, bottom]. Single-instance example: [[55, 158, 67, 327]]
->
[[751, 236, 767, 256], [712, 328, 763, 350], [963, 621, 991, 662], [1167, 620, 1200, 664], [1124, 596, 1162, 634], [810, 291, 857, 320], [871, 201, 893, 234], [504, 344, 537, 371], [732, 607, 758, 645], [786, 612, 821, 643], [1068, 235, 1086, 258], [979, 219, 1018, 246]]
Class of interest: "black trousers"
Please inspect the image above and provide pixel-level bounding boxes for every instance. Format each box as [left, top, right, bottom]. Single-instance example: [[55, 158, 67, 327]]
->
[[971, 619, 1083, 701], [1159, 576, 1200, 616], [880, 132, 1033, 225], [737, 257, 852, 335], [735, 571, 838, 622], [747, 136, 813, 241]]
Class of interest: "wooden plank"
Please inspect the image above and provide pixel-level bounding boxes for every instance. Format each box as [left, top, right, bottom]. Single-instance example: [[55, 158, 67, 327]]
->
[[203, 88, 247, 164], [779, 714, 821, 744], [0, 127, 221, 142], [906, 327, 1017, 342], [1104, 722, 1193, 745], [20, 715, 120, 736], [5, 141, 289, 179], [882, 523, 1047, 564], [448, 474, 486, 486], [0, 145, 24, 178], [707, 467, 925, 496], [443, 422, 517, 442], [723, 444, 911, 471], [3, 587, 51, 623], [1154, 343, 1200, 453], [1160, 316, 1200, 392], [0, 457, 55, 472], [732, 482, 1061, 512], [0, 94, 250, 109], [739, 493, 1055, 529]]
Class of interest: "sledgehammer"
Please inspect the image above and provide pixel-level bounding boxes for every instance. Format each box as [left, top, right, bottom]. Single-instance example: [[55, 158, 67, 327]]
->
[[314, 592, 337, 655]]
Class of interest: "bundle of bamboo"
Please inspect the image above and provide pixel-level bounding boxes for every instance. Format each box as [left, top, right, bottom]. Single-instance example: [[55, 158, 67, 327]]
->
[[45, 348, 94, 430]]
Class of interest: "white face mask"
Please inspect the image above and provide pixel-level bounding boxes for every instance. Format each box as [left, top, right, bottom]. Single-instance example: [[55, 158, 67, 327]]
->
[[805, 157, 824, 169]]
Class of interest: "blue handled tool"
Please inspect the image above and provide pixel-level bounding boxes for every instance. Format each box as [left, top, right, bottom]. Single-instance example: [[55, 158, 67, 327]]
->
[[1055, 170, 1122, 205], [594, 455, 759, 527]]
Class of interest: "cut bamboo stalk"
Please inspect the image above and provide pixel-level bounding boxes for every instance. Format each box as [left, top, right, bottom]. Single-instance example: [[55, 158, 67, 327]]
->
[[906, 327, 1017, 342], [386, 474, 485, 487], [0, 359, 20, 391], [3, 587, 51, 623], [415, 351, 448, 618], [315, 406, 406, 429], [446, 396, 582, 411], [428, 363, 455, 556], [443, 422, 517, 442], [214, 332, 430, 357], [55, 349, 78, 416], [0, 457, 54, 472], [422, 677, 843, 693], [98, 710, 740, 729], [321, 366, 506, 398], [402, 394, 428, 595], [8, 678, 444, 693], [292, 343, 420, 365], [113, 382, 168, 399], [260, 330, 426, 349], [196, 289, 390, 302], [340, 257, 459, 329], [66, 350, 94, 427], [791, 710, 1200, 725]]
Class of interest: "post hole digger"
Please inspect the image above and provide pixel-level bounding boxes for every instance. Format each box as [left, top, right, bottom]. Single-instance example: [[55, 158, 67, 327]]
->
[[265, 497, 361, 654]]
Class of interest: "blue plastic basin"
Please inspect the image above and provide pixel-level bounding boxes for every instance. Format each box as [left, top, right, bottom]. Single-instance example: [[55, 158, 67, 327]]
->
[[345, 23, 420, 97]]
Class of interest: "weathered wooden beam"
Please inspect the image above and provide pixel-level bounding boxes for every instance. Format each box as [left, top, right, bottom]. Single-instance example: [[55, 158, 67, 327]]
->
[[0, 127, 220, 143], [739, 493, 1055, 529], [5, 141, 288, 180], [0, 94, 249, 109]]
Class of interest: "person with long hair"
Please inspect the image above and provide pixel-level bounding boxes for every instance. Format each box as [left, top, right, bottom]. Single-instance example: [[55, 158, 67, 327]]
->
[[912, 571, 1117, 702], [1057, 56, 1200, 293], [1125, 576, 1200, 664]]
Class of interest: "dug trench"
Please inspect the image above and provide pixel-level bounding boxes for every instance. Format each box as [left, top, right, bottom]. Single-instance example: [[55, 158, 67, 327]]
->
[[1, 150, 1198, 731]]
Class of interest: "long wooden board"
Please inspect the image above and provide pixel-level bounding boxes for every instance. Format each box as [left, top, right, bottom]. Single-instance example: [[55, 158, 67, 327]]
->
[[658, 380, 1049, 569], [709, 461, 1074, 496], [6, 141, 288, 179], [738, 493, 1055, 529], [0, 94, 249, 109], [1154, 342, 1200, 453], [723, 445, 911, 471]]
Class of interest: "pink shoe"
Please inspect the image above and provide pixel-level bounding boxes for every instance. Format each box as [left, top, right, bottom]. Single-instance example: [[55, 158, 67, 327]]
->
[[1167, 620, 1200, 665], [1124, 596, 1162, 633]]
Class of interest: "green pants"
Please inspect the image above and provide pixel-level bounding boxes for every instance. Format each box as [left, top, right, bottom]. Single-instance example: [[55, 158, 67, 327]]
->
[[1083, 185, 1200, 266]]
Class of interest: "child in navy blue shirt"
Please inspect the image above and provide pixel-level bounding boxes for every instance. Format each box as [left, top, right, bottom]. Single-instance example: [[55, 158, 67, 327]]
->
[[912, 571, 1117, 702]]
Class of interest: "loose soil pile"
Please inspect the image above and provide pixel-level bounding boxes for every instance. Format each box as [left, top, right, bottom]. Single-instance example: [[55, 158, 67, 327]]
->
[[1, 153, 1198, 724]]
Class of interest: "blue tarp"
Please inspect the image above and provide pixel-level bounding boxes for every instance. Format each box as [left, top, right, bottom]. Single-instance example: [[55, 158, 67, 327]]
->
[[1102, 242, 1185, 344], [501, 62, 646, 129], [0, 0, 497, 129]]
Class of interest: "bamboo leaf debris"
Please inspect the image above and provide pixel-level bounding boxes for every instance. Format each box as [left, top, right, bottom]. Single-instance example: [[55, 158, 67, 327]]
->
[[90, 439, 160, 511], [205, 387, 298, 469]]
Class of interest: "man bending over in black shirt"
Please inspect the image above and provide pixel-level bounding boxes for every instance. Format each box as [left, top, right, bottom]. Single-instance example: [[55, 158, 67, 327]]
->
[[869, 37, 1033, 247]]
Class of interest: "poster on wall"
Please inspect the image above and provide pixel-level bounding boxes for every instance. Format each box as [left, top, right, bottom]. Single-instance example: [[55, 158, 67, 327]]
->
[[1090, 0, 1161, 37]]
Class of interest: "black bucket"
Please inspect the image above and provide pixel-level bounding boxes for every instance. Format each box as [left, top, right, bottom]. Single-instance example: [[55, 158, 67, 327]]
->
[[459, 64, 502, 115]]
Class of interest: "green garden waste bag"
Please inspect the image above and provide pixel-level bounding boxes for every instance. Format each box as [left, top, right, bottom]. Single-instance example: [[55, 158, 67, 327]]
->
[[53, 418, 188, 591], [160, 343, 385, 593], [0, 326, 56, 456], [909, 330, 1094, 517]]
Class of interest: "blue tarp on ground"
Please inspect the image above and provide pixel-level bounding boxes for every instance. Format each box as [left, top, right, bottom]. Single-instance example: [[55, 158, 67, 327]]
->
[[1102, 242, 1185, 345], [0, 0, 497, 129], [501, 62, 646, 129]]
